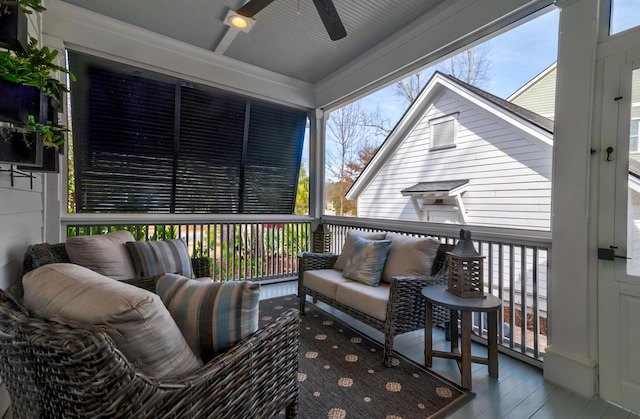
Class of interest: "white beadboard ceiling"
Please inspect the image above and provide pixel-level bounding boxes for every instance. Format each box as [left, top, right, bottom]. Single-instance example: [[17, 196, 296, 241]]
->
[[59, 0, 447, 84]]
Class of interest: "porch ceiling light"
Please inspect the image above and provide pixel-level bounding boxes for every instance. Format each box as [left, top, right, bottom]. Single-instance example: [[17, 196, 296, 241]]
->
[[224, 10, 255, 33]]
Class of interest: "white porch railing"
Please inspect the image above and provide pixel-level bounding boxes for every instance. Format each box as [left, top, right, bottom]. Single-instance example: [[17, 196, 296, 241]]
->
[[60, 214, 550, 364], [61, 214, 313, 282]]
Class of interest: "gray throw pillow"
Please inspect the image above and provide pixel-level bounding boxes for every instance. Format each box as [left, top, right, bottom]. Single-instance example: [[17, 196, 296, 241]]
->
[[156, 274, 260, 363], [126, 238, 194, 278], [342, 237, 391, 286], [333, 230, 387, 271]]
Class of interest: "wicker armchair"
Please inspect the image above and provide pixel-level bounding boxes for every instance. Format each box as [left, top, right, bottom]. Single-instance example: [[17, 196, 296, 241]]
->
[[298, 243, 453, 367], [0, 277, 300, 418]]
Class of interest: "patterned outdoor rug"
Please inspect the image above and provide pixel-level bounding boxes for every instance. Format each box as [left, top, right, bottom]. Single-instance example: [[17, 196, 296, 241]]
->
[[259, 295, 471, 419]]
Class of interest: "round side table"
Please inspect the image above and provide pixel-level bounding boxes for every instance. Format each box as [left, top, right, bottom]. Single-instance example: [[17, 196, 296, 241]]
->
[[421, 285, 502, 389]]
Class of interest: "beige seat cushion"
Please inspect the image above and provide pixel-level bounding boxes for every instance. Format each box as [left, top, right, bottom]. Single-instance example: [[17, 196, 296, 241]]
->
[[23, 263, 202, 379], [304, 269, 351, 300], [335, 281, 390, 321], [333, 230, 387, 271], [65, 230, 137, 280], [381, 233, 440, 283]]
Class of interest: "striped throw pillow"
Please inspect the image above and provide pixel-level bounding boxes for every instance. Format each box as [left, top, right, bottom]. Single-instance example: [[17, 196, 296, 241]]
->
[[126, 239, 194, 278], [156, 274, 260, 363]]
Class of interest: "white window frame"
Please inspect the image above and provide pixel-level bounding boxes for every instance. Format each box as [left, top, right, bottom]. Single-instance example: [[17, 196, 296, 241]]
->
[[429, 113, 458, 151]]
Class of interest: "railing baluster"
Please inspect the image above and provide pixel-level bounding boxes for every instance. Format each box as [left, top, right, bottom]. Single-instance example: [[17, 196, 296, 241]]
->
[[520, 244, 527, 355], [509, 244, 515, 351], [532, 246, 540, 359]]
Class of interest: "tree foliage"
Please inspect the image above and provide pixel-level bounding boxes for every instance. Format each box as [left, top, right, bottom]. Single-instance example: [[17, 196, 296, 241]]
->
[[393, 44, 492, 106], [393, 72, 426, 106], [437, 43, 492, 88], [325, 102, 387, 216], [295, 165, 309, 215]]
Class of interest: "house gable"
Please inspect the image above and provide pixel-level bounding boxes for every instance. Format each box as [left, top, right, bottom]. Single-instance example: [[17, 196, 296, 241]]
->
[[347, 72, 553, 230]]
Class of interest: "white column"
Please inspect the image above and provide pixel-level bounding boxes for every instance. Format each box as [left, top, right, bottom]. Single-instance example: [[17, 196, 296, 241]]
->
[[544, 0, 600, 397], [308, 109, 326, 223]]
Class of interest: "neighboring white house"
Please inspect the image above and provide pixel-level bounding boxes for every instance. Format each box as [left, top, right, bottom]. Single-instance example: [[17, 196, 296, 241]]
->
[[346, 71, 554, 231], [510, 63, 640, 276]]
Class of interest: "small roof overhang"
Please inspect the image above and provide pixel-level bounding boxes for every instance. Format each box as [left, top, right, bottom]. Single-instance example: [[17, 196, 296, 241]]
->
[[401, 179, 470, 197], [401, 179, 470, 223]]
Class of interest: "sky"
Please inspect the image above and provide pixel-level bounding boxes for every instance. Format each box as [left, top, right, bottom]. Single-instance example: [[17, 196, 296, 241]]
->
[[611, 0, 640, 33], [305, 8, 561, 174], [357, 9, 561, 129]]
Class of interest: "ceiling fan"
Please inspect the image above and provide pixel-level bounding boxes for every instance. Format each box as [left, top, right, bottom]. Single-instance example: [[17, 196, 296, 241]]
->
[[236, 0, 347, 41]]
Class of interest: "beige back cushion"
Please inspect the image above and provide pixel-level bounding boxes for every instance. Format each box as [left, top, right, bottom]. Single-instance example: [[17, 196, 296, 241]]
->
[[65, 230, 137, 280], [381, 233, 441, 283], [23, 263, 202, 379], [333, 230, 387, 271]]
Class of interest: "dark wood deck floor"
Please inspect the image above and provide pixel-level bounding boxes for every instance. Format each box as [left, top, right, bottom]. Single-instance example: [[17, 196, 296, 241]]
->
[[263, 281, 639, 419]]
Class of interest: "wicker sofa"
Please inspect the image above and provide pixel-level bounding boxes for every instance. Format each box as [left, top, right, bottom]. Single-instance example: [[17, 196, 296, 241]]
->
[[0, 234, 300, 418], [298, 230, 453, 367]]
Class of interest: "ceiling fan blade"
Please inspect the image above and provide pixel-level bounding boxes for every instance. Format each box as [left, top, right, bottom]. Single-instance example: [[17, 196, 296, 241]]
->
[[236, 0, 276, 18], [312, 0, 347, 41]]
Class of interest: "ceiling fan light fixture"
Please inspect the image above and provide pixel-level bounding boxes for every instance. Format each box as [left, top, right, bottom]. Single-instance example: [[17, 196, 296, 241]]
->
[[224, 10, 255, 32]]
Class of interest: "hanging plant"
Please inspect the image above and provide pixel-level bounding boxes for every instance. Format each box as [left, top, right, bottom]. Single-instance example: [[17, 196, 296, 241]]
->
[[27, 114, 66, 148], [0, 36, 75, 154], [0, 37, 75, 98], [17, 0, 45, 14], [1, 124, 33, 147], [0, 124, 43, 166]]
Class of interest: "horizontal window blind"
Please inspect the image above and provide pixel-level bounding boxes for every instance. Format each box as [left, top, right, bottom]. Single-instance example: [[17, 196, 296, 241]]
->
[[69, 52, 307, 214], [243, 101, 307, 213]]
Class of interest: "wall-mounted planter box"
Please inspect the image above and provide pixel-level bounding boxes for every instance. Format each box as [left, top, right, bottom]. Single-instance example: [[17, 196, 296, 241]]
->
[[0, 130, 43, 166], [0, 1, 27, 53], [0, 79, 43, 125], [48, 95, 61, 124], [18, 145, 59, 173]]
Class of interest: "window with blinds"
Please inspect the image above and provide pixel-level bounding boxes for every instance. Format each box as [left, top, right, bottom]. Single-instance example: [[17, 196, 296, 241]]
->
[[429, 114, 458, 150], [68, 52, 307, 214]]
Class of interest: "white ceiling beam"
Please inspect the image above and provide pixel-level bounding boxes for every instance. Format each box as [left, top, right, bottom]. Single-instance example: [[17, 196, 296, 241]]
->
[[214, 27, 241, 55]]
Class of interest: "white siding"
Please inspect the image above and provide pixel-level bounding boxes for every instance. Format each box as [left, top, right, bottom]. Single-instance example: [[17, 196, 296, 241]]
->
[[510, 67, 557, 120], [0, 172, 44, 297], [357, 90, 552, 231]]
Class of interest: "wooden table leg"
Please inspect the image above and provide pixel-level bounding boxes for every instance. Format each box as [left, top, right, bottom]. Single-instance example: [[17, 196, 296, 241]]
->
[[425, 301, 433, 367], [460, 310, 473, 389], [487, 308, 499, 378], [450, 309, 459, 353]]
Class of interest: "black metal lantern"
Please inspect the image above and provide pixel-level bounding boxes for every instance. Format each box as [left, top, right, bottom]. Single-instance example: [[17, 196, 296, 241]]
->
[[447, 229, 485, 298], [312, 224, 332, 253]]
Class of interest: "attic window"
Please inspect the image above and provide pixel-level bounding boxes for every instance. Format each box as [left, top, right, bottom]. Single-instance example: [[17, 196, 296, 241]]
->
[[430, 114, 458, 150]]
